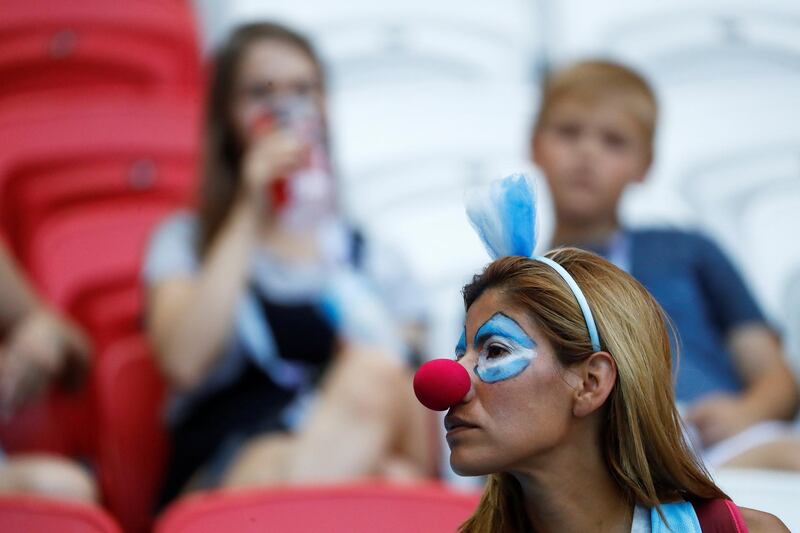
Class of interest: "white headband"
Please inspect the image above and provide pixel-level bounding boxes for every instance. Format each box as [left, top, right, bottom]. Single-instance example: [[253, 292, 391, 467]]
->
[[465, 173, 601, 352]]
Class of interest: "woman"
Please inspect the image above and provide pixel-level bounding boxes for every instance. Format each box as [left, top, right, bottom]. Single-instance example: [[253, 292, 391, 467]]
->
[[418, 174, 787, 531], [144, 22, 431, 505]]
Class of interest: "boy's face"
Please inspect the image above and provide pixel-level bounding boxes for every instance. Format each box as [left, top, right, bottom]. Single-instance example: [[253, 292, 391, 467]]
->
[[532, 97, 651, 228]]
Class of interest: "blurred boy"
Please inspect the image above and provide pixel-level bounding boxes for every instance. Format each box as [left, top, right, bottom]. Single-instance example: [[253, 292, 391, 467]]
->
[[532, 60, 800, 469]]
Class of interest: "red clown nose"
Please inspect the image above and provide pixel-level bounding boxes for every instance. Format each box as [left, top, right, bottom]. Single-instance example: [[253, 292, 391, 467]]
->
[[413, 359, 471, 411]]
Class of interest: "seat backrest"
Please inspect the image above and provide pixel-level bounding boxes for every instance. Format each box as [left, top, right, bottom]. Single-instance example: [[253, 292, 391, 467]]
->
[[26, 201, 176, 347], [155, 483, 480, 533], [0, 385, 93, 458], [0, 496, 122, 533], [216, 0, 539, 78], [0, 0, 200, 102], [96, 335, 168, 533], [0, 97, 199, 258]]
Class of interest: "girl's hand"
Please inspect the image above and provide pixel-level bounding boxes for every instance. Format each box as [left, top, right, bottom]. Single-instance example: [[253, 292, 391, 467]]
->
[[240, 122, 309, 210]]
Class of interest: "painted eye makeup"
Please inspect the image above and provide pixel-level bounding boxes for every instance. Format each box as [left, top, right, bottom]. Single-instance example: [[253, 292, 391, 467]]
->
[[484, 342, 510, 359], [473, 313, 537, 383], [454, 329, 466, 360]]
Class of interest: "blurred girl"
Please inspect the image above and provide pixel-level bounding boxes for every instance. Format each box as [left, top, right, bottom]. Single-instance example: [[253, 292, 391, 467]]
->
[[144, 22, 432, 505]]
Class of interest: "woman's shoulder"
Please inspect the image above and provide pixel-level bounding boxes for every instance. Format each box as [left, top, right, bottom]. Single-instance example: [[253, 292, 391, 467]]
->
[[739, 507, 790, 533], [693, 499, 790, 533]]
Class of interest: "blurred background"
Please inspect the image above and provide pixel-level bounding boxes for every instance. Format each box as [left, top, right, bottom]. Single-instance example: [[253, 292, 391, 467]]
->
[[193, 0, 800, 374], [0, 1, 798, 532]]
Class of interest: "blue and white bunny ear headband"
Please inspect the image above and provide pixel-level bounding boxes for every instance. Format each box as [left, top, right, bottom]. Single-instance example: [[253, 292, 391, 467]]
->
[[465, 173, 601, 352]]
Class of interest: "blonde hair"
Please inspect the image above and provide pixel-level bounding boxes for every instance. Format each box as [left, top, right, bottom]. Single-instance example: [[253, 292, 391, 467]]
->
[[459, 249, 726, 532], [533, 60, 658, 163]]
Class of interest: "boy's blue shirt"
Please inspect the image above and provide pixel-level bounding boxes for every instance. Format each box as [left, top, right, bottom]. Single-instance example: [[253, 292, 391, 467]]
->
[[584, 228, 764, 402]]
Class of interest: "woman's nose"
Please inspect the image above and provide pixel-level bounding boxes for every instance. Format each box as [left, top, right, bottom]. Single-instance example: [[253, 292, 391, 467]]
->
[[456, 357, 478, 404], [413, 358, 471, 411]]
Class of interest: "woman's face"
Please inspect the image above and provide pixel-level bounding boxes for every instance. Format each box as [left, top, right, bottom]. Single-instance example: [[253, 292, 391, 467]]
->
[[230, 38, 324, 145], [447, 288, 576, 476]]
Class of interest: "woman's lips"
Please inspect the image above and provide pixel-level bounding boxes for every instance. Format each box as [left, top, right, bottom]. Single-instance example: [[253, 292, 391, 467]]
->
[[444, 414, 479, 437], [446, 425, 477, 438]]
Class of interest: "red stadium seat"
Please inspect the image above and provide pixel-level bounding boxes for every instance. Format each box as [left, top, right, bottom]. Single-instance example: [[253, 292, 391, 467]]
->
[[25, 201, 176, 346], [155, 483, 481, 533], [0, 387, 92, 458], [0, 0, 201, 102], [0, 97, 199, 260], [95, 335, 168, 533], [0, 496, 122, 533]]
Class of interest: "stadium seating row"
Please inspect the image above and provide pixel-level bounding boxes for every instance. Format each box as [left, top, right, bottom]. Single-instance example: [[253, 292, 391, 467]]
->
[[0, 1, 202, 531], [0, 483, 481, 533]]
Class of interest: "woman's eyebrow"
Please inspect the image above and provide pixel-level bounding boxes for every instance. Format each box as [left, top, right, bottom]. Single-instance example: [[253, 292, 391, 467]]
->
[[474, 313, 535, 348]]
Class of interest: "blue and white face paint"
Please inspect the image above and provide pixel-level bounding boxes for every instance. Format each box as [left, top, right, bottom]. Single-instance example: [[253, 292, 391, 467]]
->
[[457, 313, 538, 383]]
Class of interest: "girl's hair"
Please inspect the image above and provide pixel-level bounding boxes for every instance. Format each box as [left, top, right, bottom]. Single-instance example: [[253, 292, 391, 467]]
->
[[197, 22, 326, 256], [458, 249, 726, 532]]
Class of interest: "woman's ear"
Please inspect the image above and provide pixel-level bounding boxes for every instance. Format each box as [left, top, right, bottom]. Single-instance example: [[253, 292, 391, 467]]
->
[[571, 351, 617, 418]]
